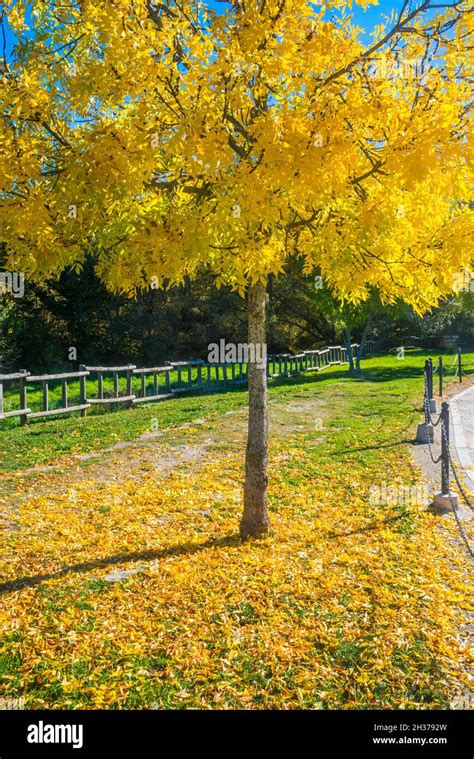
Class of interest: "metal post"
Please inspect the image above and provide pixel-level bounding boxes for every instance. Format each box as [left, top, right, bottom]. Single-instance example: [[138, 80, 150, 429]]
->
[[431, 400, 459, 510], [424, 360, 430, 423], [427, 357, 433, 402], [427, 357, 437, 413], [441, 402, 450, 496], [416, 360, 435, 444], [458, 347, 462, 383], [438, 356, 443, 397]]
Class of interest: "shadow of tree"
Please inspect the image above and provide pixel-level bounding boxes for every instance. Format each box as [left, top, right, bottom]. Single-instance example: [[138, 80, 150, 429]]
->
[[329, 438, 416, 456], [327, 513, 404, 539], [0, 534, 242, 596]]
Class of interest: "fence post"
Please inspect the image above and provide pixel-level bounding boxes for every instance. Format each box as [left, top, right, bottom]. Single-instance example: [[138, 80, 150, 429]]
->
[[19, 371, 28, 426], [458, 347, 462, 383], [126, 365, 133, 408], [438, 356, 443, 397], [416, 360, 434, 443], [431, 402, 459, 511], [61, 379, 68, 410], [441, 402, 450, 496], [42, 380, 49, 413], [423, 359, 430, 423], [427, 357, 436, 413], [79, 365, 88, 417]]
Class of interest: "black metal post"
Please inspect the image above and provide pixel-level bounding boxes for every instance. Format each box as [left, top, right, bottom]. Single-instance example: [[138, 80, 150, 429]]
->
[[458, 347, 462, 384], [424, 359, 430, 423], [427, 357, 434, 402], [441, 402, 450, 496], [438, 356, 443, 397]]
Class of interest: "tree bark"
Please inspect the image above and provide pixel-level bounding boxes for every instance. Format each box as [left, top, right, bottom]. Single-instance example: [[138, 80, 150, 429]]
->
[[343, 327, 356, 375], [355, 317, 371, 375], [240, 282, 270, 539]]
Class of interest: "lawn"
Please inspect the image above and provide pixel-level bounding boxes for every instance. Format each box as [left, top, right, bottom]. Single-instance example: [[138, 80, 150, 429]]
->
[[0, 350, 472, 709]]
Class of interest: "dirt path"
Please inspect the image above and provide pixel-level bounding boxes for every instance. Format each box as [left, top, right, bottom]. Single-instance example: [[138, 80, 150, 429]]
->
[[1, 394, 326, 512]]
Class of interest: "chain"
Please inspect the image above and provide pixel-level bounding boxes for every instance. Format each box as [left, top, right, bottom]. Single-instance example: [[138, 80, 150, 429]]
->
[[422, 371, 443, 465], [440, 454, 474, 558], [423, 369, 443, 428], [441, 420, 474, 513], [422, 364, 474, 556]]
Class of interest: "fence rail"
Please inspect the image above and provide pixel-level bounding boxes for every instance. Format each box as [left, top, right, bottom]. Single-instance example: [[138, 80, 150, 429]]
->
[[0, 339, 382, 427]]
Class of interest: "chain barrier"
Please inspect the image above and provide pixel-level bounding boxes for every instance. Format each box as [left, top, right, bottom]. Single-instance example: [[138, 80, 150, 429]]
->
[[421, 361, 474, 556], [440, 452, 474, 558], [423, 369, 443, 464], [441, 420, 474, 513]]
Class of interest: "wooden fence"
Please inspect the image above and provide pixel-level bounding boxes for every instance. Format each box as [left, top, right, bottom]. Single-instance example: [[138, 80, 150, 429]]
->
[[0, 340, 380, 426]]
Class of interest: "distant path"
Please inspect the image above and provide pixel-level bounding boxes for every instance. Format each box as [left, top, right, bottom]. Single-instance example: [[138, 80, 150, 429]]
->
[[450, 385, 474, 495]]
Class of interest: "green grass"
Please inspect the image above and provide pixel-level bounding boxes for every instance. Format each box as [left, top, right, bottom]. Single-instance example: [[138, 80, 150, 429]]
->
[[1, 348, 472, 473], [1, 348, 472, 709]]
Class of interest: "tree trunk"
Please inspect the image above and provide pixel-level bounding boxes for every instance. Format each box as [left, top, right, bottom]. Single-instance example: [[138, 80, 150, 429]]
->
[[343, 327, 356, 375], [240, 282, 270, 539], [355, 318, 371, 375]]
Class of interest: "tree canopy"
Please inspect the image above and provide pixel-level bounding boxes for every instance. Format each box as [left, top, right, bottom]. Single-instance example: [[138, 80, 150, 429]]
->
[[1, 0, 473, 308]]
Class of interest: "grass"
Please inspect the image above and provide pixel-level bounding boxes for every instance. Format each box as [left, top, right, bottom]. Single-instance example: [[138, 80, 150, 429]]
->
[[1, 347, 472, 473], [0, 349, 472, 709]]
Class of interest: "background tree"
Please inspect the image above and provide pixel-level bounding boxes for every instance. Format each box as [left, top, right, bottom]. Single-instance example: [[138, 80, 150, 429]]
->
[[1, 0, 473, 537]]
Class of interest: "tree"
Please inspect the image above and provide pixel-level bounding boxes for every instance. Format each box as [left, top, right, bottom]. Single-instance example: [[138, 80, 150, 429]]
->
[[337, 290, 381, 376], [1, 0, 473, 537]]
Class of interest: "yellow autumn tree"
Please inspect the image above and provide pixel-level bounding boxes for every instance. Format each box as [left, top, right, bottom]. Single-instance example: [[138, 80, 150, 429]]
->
[[1, 0, 473, 537]]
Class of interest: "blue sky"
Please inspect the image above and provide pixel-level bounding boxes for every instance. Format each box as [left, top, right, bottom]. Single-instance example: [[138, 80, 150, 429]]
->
[[2, 1, 409, 59]]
